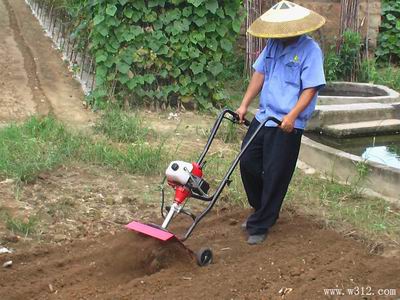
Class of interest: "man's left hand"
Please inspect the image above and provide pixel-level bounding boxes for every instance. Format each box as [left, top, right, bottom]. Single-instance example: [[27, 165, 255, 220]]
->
[[280, 114, 296, 133]]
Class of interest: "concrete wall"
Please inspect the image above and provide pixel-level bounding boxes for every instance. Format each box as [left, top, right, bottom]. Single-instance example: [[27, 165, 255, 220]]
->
[[300, 136, 400, 202]]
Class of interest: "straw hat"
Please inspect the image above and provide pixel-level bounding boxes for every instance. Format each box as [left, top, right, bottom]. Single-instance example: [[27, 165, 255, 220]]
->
[[247, 1, 326, 38]]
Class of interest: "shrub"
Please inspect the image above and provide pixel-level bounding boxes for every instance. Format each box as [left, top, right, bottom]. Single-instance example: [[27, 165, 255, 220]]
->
[[324, 30, 362, 82]]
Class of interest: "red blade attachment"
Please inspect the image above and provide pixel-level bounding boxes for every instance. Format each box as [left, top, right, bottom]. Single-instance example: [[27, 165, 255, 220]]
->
[[125, 221, 175, 241]]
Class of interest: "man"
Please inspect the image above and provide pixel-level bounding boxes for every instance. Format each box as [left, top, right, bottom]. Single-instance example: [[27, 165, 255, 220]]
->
[[236, 1, 326, 245]]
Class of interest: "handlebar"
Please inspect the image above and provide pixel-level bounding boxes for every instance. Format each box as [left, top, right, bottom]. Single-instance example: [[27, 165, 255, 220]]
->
[[228, 109, 282, 128]]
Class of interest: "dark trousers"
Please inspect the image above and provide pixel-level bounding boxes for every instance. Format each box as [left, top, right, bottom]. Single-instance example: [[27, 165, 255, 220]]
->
[[239, 118, 303, 235]]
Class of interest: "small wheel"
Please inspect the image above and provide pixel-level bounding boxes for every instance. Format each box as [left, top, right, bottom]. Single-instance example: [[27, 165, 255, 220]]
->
[[196, 247, 213, 267]]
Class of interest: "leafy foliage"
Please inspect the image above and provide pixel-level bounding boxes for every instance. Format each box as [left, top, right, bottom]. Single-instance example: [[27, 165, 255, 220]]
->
[[64, 0, 244, 109], [376, 0, 400, 63], [324, 31, 361, 81]]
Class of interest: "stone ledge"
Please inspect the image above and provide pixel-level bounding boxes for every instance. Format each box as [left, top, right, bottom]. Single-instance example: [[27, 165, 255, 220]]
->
[[299, 136, 400, 202]]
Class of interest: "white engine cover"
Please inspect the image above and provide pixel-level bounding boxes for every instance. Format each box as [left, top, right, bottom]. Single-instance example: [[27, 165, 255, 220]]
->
[[165, 161, 193, 185]]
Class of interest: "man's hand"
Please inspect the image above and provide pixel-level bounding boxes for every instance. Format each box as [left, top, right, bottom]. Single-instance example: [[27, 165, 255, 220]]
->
[[235, 105, 248, 123], [280, 113, 296, 133]]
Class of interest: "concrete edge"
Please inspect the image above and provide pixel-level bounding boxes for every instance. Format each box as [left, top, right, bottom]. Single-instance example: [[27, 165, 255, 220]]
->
[[299, 136, 400, 202], [319, 81, 400, 104]]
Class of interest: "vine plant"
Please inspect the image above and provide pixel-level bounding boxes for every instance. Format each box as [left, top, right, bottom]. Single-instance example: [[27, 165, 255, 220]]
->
[[64, 0, 244, 109]]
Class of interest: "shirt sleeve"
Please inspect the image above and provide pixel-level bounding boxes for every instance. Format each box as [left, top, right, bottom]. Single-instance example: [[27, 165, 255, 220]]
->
[[301, 45, 326, 91], [252, 46, 268, 74]]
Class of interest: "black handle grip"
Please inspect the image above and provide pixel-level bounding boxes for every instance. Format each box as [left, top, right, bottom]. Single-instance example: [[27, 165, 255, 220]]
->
[[267, 116, 282, 126], [231, 111, 251, 127]]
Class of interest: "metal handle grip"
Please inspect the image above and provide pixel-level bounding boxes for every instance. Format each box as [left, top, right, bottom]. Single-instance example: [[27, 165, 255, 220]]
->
[[230, 111, 250, 127]]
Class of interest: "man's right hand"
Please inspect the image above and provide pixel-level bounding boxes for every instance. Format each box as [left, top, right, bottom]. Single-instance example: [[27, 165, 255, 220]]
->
[[235, 105, 248, 123]]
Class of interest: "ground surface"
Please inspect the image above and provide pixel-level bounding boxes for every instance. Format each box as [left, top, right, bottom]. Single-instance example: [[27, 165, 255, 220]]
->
[[0, 1, 399, 299]]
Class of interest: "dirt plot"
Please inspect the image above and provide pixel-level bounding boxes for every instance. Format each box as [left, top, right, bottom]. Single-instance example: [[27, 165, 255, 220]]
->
[[0, 0, 94, 127], [1, 209, 399, 300]]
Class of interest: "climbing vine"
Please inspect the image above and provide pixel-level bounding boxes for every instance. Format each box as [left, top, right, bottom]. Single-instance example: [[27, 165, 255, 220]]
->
[[63, 0, 244, 109], [376, 0, 400, 64]]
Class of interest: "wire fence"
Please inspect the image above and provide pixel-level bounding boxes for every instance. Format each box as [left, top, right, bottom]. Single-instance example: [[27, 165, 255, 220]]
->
[[25, 0, 95, 95]]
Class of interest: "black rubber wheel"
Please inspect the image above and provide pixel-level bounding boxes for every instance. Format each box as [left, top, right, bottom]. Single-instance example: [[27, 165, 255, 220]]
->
[[196, 247, 213, 266]]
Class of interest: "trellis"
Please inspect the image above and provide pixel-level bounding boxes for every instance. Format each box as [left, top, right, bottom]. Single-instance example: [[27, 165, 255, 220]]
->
[[24, 0, 95, 94], [244, 0, 280, 77]]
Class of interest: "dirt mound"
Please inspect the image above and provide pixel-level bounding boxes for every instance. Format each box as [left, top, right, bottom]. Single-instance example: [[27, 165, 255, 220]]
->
[[0, 231, 194, 300], [1, 209, 399, 299]]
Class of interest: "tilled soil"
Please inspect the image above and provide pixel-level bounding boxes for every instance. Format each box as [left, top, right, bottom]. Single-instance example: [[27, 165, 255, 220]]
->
[[1, 209, 399, 300]]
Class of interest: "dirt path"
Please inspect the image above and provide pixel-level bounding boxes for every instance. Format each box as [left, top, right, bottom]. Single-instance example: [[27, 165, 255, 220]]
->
[[0, 0, 93, 127], [1, 209, 399, 299]]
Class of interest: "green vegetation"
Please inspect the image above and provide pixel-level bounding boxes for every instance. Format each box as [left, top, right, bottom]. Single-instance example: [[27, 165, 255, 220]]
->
[[59, 0, 244, 109], [0, 116, 167, 183], [94, 109, 152, 143], [5, 215, 38, 236], [324, 30, 362, 82], [359, 61, 400, 91], [286, 172, 400, 244], [0, 117, 81, 183], [376, 0, 400, 64]]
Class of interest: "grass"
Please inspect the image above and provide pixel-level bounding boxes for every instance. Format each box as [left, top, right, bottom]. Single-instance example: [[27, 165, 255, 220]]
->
[[94, 109, 153, 143], [5, 215, 38, 236], [285, 171, 400, 245], [359, 60, 400, 92], [0, 115, 167, 183], [0, 117, 81, 183]]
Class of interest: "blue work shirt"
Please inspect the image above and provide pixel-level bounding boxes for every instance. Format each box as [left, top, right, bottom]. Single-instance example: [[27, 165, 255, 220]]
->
[[253, 35, 326, 129]]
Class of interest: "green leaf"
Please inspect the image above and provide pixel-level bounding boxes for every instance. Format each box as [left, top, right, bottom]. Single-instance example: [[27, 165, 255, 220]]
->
[[207, 61, 223, 76], [117, 62, 130, 74], [190, 62, 204, 75], [132, 0, 146, 10], [193, 16, 207, 27], [95, 51, 107, 63], [224, 2, 237, 18], [97, 24, 108, 37], [144, 74, 156, 84], [188, 0, 203, 7], [171, 68, 181, 78], [106, 4, 117, 17], [232, 19, 242, 33], [93, 14, 105, 25], [216, 25, 228, 37], [182, 7, 192, 17], [195, 7, 208, 17], [205, 0, 218, 14], [119, 0, 128, 5], [124, 7, 133, 18], [386, 13, 396, 21], [220, 39, 233, 52]]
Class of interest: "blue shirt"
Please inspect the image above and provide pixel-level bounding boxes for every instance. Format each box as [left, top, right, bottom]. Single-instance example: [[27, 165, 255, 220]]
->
[[253, 35, 326, 129]]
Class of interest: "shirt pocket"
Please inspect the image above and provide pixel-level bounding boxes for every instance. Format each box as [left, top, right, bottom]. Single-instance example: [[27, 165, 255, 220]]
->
[[284, 61, 301, 87], [264, 56, 274, 77]]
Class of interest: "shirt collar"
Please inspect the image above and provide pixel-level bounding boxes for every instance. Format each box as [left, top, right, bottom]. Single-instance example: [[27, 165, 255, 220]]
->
[[276, 35, 306, 58]]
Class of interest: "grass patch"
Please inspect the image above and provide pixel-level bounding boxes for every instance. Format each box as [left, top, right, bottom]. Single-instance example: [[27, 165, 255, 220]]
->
[[0, 117, 81, 183], [0, 115, 167, 183], [286, 171, 400, 244], [82, 140, 165, 175], [5, 215, 38, 236], [94, 109, 152, 143]]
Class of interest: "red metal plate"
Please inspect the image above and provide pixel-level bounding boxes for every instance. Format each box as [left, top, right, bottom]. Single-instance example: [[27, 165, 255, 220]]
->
[[125, 221, 175, 241]]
